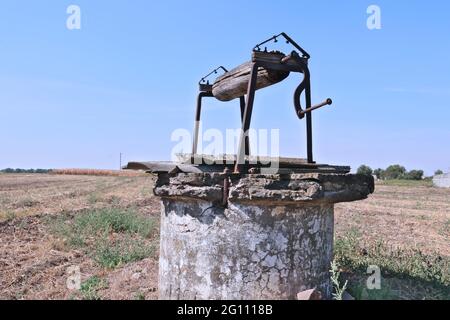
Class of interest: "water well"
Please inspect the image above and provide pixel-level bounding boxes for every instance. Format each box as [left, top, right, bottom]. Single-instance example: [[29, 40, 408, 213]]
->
[[126, 33, 374, 300]]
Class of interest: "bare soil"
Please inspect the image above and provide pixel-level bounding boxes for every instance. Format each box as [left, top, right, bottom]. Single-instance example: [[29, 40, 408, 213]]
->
[[335, 181, 450, 257], [0, 174, 159, 300], [0, 174, 448, 300]]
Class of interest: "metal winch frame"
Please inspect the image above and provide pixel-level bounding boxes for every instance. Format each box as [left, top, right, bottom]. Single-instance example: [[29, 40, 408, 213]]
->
[[193, 66, 250, 158], [192, 32, 333, 173]]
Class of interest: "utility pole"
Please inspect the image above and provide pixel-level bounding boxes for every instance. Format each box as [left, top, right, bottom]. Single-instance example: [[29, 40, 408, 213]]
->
[[119, 153, 122, 170]]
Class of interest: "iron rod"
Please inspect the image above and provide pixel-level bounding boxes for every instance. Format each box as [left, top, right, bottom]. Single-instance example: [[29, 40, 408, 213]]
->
[[192, 92, 213, 155], [299, 99, 332, 116], [235, 63, 259, 173]]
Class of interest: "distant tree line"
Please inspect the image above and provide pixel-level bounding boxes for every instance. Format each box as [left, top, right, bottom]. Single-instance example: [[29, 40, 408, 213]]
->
[[357, 164, 429, 181], [0, 168, 51, 174]]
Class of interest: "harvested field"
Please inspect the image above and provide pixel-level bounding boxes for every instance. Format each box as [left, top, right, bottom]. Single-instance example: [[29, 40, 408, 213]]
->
[[0, 174, 448, 300], [0, 174, 159, 300], [50, 169, 147, 177], [0, 174, 155, 221], [335, 180, 450, 299], [335, 180, 450, 257]]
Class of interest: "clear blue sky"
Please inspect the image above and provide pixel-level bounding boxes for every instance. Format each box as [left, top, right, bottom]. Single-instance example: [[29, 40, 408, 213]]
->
[[1, 1, 449, 175]]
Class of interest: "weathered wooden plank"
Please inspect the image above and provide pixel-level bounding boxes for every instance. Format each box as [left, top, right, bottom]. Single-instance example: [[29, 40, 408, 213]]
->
[[212, 52, 290, 101], [178, 154, 311, 166]]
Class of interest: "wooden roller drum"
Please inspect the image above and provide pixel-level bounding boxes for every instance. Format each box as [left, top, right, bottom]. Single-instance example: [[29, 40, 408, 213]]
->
[[212, 52, 290, 102]]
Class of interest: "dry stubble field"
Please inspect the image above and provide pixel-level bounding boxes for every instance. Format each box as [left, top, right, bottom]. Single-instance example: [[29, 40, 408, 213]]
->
[[0, 173, 449, 300]]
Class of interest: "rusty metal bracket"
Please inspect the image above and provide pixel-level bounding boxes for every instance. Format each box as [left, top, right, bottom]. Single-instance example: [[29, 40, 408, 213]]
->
[[253, 32, 311, 59], [222, 168, 231, 207], [199, 66, 228, 86], [192, 67, 249, 157]]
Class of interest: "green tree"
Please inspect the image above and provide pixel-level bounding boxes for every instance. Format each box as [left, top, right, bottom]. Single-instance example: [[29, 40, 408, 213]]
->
[[404, 170, 424, 180], [384, 165, 406, 180], [35, 169, 49, 174], [435, 170, 444, 176], [357, 165, 373, 176], [373, 168, 384, 180]]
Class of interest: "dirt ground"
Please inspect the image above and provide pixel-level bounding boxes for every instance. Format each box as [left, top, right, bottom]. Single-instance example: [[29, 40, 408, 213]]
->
[[0, 174, 159, 300], [0, 173, 449, 300], [335, 181, 450, 257]]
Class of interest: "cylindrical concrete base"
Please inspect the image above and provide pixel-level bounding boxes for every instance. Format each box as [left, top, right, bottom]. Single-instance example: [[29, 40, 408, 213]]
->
[[154, 172, 374, 300], [159, 199, 334, 300]]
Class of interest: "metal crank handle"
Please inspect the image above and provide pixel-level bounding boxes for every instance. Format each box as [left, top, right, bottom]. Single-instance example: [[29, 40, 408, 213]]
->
[[298, 98, 332, 116]]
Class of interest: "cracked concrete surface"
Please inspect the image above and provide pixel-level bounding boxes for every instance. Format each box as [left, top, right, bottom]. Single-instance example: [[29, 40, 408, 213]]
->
[[156, 173, 373, 300]]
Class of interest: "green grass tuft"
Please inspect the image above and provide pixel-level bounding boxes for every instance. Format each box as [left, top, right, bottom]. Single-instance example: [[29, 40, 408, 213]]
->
[[334, 230, 450, 300], [94, 237, 156, 269], [330, 260, 348, 300], [80, 276, 108, 300], [46, 208, 158, 269], [134, 291, 146, 300], [0, 210, 17, 221]]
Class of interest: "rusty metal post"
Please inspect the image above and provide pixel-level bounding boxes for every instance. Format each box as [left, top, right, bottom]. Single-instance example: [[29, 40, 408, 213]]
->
[[239, 96, 250, 156], [305, 76, 313, 164], [192, 91, 213, 155], [235, 63, 259, 173]]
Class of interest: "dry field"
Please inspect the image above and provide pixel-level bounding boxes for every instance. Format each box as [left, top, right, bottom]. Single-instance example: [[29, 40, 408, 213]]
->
[[336, 180, 450, 257], [0, 173, 449, 300], [335, 180, 450, 299], [0, 173, 159, 300]]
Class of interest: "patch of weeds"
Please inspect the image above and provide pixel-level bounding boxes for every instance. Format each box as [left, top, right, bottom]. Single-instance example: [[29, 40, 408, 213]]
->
[[6, 210, 17, 221], [46, 208, 158, 269], [16, 217, 29, 229], [0, 210, 16, 221], [107, 195, 121, 206], [134, 291, 146, 300], [88, 193, 100, 204], [68, 293, 78, 300], [49, 208, 157, 243], [439, 220, 450, 236], [80, 276, 108, 300], [17, 197, 38, 208], [47, 214, 86, 248], [94, 237, 156, 269], [346, 279, 399, 300], [14, 290, 25, 300], [344, 274, 450, 300], [335, 231, 450, 300], [330, 260, 348, 300], [0, 194, 11, 205], [74, 207, 157, 238], [334, 228, 361, 267]]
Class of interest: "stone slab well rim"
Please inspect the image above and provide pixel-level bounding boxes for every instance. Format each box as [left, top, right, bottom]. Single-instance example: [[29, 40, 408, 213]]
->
[[153, 172, 375, 206]]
